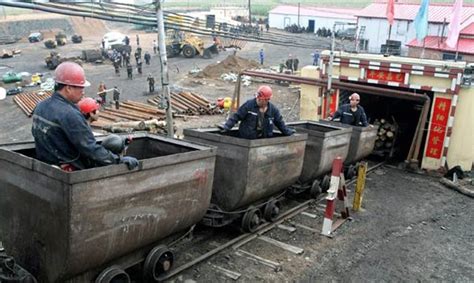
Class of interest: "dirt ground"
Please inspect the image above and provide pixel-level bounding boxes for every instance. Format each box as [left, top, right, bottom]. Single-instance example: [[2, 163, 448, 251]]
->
[[0, 15, 473, 282], [0, 17, 319, 143], [162, 166, 473, 282]]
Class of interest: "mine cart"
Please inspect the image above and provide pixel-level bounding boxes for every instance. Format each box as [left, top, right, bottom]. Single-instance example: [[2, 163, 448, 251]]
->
[[0, 133, 216, 282], [184, 128, 307, 232], [320, 120, 378, 178], [287, 121, 352, 196]]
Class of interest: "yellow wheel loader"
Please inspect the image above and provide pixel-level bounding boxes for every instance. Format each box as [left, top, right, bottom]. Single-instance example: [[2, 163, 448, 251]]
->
[[165, 30, 218, 59]]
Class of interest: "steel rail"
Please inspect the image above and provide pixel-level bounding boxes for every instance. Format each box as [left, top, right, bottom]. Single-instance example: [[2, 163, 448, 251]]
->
[[157, 161, 385, 281]]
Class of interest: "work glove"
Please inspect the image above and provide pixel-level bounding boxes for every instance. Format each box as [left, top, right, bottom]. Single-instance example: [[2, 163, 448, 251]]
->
[[285, 127, 296, 136], [121, 156, 139, 170], [216, 123, 229, 134]]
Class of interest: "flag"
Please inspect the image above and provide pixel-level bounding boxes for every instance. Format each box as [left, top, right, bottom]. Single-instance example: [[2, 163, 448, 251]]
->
[[414, 0, 430, 41], [446, 0, 463, 48], [386, 0, 395, 26]]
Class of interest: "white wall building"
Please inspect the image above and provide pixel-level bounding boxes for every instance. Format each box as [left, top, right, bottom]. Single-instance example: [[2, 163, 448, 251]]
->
[[356, 2, 474, 54], [268, 5, 359, 33]]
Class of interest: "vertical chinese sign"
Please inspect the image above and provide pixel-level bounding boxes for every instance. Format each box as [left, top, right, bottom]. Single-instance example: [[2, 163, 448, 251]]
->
[[425, 97, 452, 159]]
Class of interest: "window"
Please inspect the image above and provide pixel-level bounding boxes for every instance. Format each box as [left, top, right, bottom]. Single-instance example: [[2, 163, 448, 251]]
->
[[442, 53, 463, 61]]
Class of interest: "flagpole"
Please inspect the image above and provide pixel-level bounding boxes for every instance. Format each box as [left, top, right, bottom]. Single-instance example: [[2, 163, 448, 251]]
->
[[421, 37, 426, 59], [455, 38, 459, 61]]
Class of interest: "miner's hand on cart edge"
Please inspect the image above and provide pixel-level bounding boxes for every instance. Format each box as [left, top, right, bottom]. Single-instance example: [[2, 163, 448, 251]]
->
[[221, 85, 295, 139], [330, 92, 369, 127], [31, 61, 139, 171]]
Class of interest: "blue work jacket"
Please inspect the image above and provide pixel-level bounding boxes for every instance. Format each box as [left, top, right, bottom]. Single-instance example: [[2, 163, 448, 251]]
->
[[223, 98, 294, 139], [332, 104, 368, 127], [32, 92, 119, 169]]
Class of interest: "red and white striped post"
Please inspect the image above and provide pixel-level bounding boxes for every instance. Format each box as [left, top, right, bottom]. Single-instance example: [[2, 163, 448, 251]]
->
[[321, 156, 343, 236]]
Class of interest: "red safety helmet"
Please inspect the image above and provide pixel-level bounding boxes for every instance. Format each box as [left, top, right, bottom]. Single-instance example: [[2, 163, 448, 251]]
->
[[55, 62, 91, 87], [256, 85, 272, 100], [77, 97, 100, 115]]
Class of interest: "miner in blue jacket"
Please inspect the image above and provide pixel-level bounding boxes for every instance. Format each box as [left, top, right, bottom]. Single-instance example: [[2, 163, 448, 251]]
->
[[220, 85, 295, 139]]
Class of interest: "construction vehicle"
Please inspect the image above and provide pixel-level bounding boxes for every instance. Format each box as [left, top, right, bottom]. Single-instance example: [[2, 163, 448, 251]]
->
[[44, 39, 57, 49], [71, 34, 83, 44], [55, 32, 67, 46], [45, 52, 62, 70], [165, 30, 218, 59]]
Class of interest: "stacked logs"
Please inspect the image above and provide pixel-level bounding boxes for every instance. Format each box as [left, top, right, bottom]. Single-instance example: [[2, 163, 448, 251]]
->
[[147, 91, 222, 116], [373, 118, 398, 151], [13, 91, 53, 117]]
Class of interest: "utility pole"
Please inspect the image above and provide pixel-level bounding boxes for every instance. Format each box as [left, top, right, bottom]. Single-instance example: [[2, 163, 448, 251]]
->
[[297, 2, 300, 27], [325, 22, 337, 118], [156, 0, 174, 137], [248, 0, 251, 25]]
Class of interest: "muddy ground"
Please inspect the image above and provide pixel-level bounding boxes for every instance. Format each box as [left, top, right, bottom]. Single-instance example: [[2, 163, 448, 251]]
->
[[0, 15, 473, 282]]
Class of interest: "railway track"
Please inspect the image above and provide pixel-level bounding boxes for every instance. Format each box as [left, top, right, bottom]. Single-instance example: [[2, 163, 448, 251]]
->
[[157, 161, 385, 281]]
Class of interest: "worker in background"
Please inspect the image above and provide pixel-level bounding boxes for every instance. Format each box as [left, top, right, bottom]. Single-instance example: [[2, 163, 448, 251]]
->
[[31, 62, 138, 171], [127, 63, 133, 80], [144, 51, 151, 65], [134, 49, 141, 64], [312, 51, 320, 66], [113, 86, 120, 110], [77, 97, 100, 124], [147, 74, 155, 94], [265, 23, 270, 32], [136, 34, 140, 46], [153, 40, 158, 54], [123, 50, 130, 67], [113, 60, 120, 76], [218, 85, 295, 139], [285, 54, 293, 73], [259, 49, 264, 65], [330, 92, 368, 127], [292, 55, 299, 72], [137, 58, 143, 75], [97, 81, 107, 105]]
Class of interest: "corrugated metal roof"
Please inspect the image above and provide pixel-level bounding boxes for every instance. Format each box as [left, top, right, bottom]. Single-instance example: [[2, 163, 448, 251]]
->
[[269, 5, 360, 20], [461, 20, 474, 35], [406, 36, 474, 54], [357, 3, 474, 24]]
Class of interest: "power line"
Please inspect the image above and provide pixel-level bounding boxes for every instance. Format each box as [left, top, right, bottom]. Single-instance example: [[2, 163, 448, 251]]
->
[[0, 1, 330, 49]]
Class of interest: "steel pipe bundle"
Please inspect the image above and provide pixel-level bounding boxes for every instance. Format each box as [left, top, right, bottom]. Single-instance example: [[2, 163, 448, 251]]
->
[[13, 91, 53, 117]]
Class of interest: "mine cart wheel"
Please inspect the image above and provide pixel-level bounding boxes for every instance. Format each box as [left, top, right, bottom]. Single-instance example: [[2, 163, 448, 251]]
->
[[263, 199, 281, 222], [95, 266, 130, 283], [241, 207, 261, 232], [345, 164, 356, 180], [143, 245, 174, 282], [310, 179, 322, 198], [321, 175, 331, 193]]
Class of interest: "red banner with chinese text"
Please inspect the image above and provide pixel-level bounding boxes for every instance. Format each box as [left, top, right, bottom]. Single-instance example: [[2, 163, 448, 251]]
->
[[367, 70, 405, 83], [323, 90, 338, 118], [425, 97, 452, 159]]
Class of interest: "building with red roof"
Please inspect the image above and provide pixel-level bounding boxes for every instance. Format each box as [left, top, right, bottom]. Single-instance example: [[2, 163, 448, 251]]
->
[[406, 19, 474, 62], [356, 2, 474, 60]]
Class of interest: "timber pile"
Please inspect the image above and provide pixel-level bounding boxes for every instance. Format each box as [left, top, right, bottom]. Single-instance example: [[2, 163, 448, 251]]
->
[[14, 90, 53, 117], [373, 118, 399, 155], [147, 91, 222, 116]]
